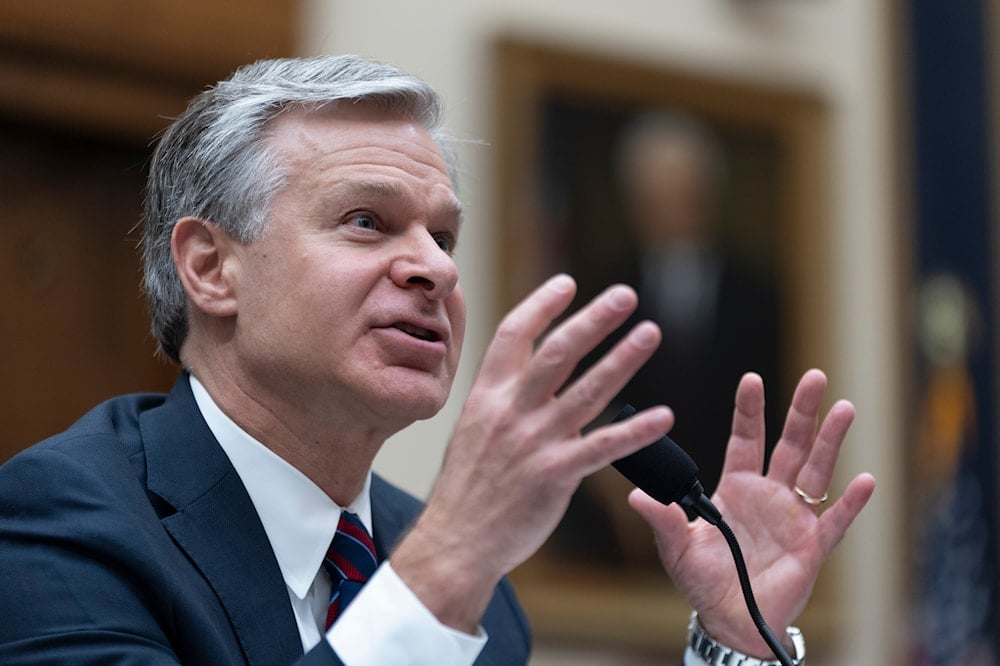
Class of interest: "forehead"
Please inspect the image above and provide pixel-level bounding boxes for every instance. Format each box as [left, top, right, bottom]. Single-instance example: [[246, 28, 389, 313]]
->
[[266, 104, 455, 192], [632, 134, 705, 171]]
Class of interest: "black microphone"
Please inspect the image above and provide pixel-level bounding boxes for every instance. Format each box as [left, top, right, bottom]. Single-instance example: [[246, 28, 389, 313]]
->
[[610, 403, 795, 666], [610, 404, 721, 525]]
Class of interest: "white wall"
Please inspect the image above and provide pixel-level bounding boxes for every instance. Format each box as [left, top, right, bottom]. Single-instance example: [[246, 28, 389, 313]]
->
[[299, 1, 903, 663]]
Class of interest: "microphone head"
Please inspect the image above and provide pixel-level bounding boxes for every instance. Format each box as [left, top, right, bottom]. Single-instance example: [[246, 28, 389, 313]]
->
[[610, 404, 700, 506]]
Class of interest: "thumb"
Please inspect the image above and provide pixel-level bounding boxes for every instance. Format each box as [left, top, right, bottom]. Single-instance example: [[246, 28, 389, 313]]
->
[[628, 487, 691, 568]]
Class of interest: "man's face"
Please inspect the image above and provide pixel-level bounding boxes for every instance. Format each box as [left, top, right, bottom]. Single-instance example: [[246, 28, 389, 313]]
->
[[625, 138, 713, 247], [227, 105, 466, 429]]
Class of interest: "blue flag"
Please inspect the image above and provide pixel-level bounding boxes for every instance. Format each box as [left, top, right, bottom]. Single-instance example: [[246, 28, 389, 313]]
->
[[908, 1, 999, 662]]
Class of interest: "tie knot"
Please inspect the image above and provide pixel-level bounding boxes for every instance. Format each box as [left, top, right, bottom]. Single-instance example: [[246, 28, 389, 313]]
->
[[324, 511, 377, 583]]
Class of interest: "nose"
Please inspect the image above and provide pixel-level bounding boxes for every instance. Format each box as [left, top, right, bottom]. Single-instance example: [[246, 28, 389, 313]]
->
[[389, 228, 459, 299]]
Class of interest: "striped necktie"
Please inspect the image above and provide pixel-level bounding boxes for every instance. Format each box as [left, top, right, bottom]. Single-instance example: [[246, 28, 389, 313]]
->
[[323, 511, 378, 630]]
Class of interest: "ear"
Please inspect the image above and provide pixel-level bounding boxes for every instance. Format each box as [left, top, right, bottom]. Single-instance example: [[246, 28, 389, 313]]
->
[[171, 216, 239, 318]]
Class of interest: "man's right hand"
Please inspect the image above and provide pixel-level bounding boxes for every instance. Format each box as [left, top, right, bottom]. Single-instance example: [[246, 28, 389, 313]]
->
[[390, 274, 672, 632]]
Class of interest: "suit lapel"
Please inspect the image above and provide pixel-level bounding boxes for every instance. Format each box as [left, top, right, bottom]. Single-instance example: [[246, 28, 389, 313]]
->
[[369, 474, 423, 561], [141, 376, 303, 666]]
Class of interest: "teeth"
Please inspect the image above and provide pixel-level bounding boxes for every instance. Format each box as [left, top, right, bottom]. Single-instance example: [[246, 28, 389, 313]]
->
[[395, 323, 436, 341]]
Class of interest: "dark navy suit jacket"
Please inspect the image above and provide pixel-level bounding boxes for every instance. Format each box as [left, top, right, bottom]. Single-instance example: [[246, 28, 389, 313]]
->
[[0, 376, 531, 664]]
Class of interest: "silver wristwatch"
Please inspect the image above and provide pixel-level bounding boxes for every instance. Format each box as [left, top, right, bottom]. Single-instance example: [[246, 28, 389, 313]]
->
[[687, 611, 806, 666]]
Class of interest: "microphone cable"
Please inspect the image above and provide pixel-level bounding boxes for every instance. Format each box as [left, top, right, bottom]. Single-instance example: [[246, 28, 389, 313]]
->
[[713, 516, 794, 666]]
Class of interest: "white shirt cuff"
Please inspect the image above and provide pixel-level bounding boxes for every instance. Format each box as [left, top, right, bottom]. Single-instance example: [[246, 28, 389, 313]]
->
[[326, 562, 487, 665]]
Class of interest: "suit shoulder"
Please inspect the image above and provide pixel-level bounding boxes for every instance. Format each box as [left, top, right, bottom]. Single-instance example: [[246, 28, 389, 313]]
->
[[5, 392, 167, 467], [0, 392, 171, 516]]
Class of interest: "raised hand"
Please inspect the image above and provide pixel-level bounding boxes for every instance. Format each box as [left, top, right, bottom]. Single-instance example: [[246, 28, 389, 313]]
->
[[630, 370, 876, 657], [392, 275, 673, 631]]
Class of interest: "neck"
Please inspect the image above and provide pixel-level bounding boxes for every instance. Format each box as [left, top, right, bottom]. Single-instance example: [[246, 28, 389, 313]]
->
[[184, 346, 400, 506]]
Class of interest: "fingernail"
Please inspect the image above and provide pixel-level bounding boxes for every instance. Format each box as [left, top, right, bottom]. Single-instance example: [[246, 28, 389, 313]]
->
[[608, 286, 634, 310], [653, 406, 674, 429], [633, 322, 659, 348], [546, 274, 574, 294]]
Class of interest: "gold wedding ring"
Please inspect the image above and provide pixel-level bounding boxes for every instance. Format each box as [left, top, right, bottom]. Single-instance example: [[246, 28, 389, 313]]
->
[[794, 485, 829, 506]]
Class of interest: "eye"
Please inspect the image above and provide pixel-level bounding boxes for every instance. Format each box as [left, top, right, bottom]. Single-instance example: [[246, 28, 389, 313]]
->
[[433, 232, 457, 254], [346, 212, 378, 231]]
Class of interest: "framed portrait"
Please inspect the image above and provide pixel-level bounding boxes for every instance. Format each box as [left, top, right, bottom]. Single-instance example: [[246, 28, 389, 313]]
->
[[494, 39, 838, 655]]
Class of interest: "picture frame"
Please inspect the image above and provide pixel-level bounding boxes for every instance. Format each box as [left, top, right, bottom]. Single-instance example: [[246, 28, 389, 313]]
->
[[494, 38, 838, 655]]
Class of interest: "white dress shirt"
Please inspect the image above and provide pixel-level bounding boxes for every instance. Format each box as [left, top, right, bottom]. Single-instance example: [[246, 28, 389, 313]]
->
[[640, 243, 722, 342], [189, 375, 486, 665]]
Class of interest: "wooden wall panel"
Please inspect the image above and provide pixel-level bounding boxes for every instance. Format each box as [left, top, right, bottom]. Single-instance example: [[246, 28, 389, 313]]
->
[[0, 0, 297, 138], [0, 0, 295, 84], [0, 2, 297, 460], [0, 123, 179, 460]]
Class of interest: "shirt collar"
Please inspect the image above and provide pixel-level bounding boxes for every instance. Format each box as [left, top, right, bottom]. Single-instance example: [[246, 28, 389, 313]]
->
[[188, 374, 373, 600]]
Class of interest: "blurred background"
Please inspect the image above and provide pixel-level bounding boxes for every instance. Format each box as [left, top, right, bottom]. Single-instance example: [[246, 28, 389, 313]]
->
[[0, 1, 995, 663]]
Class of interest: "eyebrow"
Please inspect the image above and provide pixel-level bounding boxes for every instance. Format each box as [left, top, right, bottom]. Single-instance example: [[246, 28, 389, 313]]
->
[[334, 179, 464, 221]]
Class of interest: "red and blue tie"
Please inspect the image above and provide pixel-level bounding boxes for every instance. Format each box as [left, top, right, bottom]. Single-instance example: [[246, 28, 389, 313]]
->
[[323, 511, 378, 630]]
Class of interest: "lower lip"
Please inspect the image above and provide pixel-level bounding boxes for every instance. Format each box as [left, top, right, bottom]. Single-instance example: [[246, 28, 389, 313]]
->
[[373, 327, 448, 363]]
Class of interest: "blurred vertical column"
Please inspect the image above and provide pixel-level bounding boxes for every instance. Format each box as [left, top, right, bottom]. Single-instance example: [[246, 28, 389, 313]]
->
[[907, 0, 999, 663]]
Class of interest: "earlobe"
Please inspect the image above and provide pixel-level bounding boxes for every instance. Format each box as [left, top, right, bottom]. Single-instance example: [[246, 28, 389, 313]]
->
[[172, 217, 239, 317]]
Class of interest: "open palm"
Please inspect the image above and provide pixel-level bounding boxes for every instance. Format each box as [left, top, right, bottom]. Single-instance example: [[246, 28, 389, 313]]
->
[[630, 370, 876, 656]]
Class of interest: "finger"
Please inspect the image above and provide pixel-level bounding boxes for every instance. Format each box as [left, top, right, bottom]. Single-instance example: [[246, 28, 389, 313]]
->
[[766, 369, 827, 486], [628, 487, 692, 570], [816, 473, 876, 555], [567, 405, 674, 478], [545, 320, 661, 430], [720, 373, 767, 476], [516, 284, 639, 408], [478, 274, 577, 382], [794, 400, 855, 500]]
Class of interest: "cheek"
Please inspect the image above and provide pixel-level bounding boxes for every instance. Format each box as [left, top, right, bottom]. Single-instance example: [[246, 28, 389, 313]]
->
[[246, 257, 339, 333], [448, 290, 467, 359]]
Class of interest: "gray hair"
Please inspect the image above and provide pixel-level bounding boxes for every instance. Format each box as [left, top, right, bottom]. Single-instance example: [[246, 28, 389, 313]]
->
[[142, 55, 455, 364]]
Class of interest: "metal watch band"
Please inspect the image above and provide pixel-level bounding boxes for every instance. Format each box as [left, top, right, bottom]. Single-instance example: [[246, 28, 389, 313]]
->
[[687, 611, 806, 666]]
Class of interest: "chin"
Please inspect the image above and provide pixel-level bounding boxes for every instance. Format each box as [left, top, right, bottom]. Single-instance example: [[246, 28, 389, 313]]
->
[[368, 373, 452, 423], [366, 395, 446, 430]]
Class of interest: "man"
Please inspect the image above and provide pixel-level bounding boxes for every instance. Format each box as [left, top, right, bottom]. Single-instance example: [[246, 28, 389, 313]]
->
[[0, 55, 875, 664], [614, 111, 782, 494], [553, 112, 784, 568]]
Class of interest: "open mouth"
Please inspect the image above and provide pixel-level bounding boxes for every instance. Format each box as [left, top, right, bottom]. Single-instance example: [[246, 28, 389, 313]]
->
[[392, 322, 441, 342]]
